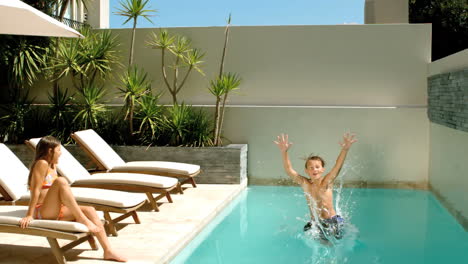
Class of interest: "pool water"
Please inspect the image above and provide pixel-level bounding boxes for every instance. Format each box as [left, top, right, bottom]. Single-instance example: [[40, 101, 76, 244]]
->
[[172, 186, 468, 264]]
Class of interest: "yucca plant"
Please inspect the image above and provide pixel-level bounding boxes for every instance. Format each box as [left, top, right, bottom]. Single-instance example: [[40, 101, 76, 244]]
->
[[73, 84, 107, 130], [118, 65, 152, 136], [183, 108, 214, 147], [134, 94, 163, 144], [209, 72, 241, 145], [47, 28, 121, 90], [115, 0, 156, 66], [162, 103, 191, 146], [159, 104, 214, 147], [0, 35, 50, 90], [48, 87, 75, 142], [147, 30, 205, 104], [95, 110, 129, 145], [0, 90, 33, 143]]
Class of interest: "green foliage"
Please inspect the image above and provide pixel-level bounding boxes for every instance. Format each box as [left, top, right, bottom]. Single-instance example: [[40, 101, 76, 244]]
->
[[95, 110, 130, 145], [118, 66, 151, 119], [48, 87, 75, 142], [115, 0, 156, 25], [182, 108, 214, 147], [158, 104, 214, 147], [147, 30, 174, 50], [409, 0, 468, 60], [115, 0, 156, 65], [134, 94, 164, 144], [47, 28, 121, 89], [73, 84, 107, 130], [118, 65, 152, 136], [147, 30, 205, 104], [210, 72, 241, 146], [209, 73, 241, 98], [0, 91, 33, 143], [0, 35, 50, 89]]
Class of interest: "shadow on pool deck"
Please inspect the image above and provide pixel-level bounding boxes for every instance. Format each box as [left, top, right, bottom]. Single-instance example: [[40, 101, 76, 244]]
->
[[0, 183, 246, 264]]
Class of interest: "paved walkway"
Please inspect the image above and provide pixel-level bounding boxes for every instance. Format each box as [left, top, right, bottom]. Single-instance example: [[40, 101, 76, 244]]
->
[[0, 183, 246, 264]]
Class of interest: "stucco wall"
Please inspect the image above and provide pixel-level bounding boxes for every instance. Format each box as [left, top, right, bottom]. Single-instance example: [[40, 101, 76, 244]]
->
[[427, 49, 468, 228], [24, 24, 432, 186], [222, 107, 429, 186], [429, 123, 468, 228], [29, 24, 431, 106]]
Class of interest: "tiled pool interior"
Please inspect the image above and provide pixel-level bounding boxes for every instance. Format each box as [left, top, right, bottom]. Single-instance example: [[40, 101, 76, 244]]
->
[[172, 186, 468, 264]]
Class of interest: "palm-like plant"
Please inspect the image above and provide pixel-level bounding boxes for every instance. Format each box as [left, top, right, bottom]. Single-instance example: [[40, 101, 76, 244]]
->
[[74, 84, 107, 129], [209, 73, 241, 146], [0, 90, 33, 143], [0, 35, 50, 90], [115, 0, 156, 66], [184, 108, 214, 147], [48, 87, 75, 141], [147, 30, 205, 104], [135, 94, 163, 144], [118, 65, 152, 136], [163, 103, 191, 146], [47, 28, 121, 90]]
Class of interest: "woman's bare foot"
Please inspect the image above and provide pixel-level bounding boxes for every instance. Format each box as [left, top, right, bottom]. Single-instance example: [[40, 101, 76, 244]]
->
[[104, 249, 128, 262]]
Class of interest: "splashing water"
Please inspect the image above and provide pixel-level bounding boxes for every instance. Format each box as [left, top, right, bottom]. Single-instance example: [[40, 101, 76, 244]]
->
[[296, 162, 365, 263]]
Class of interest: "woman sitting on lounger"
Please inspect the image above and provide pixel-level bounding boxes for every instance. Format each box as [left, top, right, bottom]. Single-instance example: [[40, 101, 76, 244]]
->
[[19, 136, 127, 262]]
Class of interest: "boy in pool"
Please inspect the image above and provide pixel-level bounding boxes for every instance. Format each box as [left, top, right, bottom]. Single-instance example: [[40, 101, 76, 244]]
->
[[274, 133, 357, 241]]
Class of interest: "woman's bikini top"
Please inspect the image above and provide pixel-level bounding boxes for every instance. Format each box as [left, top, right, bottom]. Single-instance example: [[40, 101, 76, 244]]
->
[[42, 167, 58, 189]]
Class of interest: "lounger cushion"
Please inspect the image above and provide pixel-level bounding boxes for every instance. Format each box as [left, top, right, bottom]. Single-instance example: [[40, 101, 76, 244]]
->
[[0, 207, 89, 233], [75, 173, 178, 189], [29, 138, 177, 190], [0, 144, 30, 200], [112, 161, 200, 176], [73, 129, 126, 169], [19, 188, 147, 208], [73, 129, 201, 177]]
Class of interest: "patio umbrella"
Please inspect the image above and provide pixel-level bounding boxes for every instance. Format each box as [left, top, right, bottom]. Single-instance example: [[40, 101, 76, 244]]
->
[[0, 0, 84, 38]]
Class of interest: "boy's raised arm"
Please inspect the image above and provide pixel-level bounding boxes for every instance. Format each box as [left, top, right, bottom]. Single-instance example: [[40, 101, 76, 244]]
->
[[323, 133, 357, 186], [274, 134, 304, 185]]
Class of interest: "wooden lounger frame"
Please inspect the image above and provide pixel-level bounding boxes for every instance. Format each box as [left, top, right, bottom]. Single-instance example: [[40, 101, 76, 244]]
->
[[0, 224, 97, 264], [25, 140, 177, 212], [71, 132, 200, 192]]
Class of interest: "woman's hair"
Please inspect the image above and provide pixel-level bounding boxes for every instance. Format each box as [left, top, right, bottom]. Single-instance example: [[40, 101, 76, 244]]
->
[[304, 155, 325, 168], [27, 136, 61, 188]]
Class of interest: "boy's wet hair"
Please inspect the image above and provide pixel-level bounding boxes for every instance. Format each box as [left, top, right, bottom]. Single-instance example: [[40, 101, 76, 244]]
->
[[304, 155, 325, 168]]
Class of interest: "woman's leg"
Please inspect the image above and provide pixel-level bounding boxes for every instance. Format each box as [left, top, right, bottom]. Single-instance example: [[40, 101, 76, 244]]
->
[[80, 206, 127, 262], [38, 177, 100, 232]]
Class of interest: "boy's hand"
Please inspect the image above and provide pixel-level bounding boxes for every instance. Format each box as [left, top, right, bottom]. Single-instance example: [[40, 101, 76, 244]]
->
[[339, 133, 357, 150], [274, 134, 293, 152]]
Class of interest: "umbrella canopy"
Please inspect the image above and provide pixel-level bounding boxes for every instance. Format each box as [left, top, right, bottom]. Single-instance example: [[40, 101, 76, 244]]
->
[[0, 0, 84, 38]]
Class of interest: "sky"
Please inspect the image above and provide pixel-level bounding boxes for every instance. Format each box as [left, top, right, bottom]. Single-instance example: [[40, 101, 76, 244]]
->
[[109, 0, 364, 28]]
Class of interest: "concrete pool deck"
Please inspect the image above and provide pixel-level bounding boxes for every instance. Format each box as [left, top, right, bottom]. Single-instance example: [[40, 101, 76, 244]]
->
[[0, 183, 246, 263]]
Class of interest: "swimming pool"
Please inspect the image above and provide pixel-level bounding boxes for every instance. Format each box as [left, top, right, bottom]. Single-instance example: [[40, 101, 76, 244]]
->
[[172, 186, 468, 264]]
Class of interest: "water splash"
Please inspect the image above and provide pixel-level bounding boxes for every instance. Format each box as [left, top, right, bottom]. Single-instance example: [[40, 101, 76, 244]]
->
[[296, 161, 365, 263]]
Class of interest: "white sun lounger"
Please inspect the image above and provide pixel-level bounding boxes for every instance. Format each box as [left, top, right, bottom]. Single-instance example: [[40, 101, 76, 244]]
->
[[71, 129, 201, 191], [0, 206, 99, 264], [0, 144, 147, 236], [26, 138, 179, 212]]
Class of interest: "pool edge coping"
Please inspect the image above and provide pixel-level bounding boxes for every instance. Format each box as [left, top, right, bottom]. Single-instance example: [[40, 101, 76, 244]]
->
[[160, 180, 248, 263]]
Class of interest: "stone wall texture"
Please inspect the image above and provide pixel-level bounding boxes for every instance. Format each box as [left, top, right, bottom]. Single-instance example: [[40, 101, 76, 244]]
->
[[428, 68, 468, 131], [8, 144, 248, 185]]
